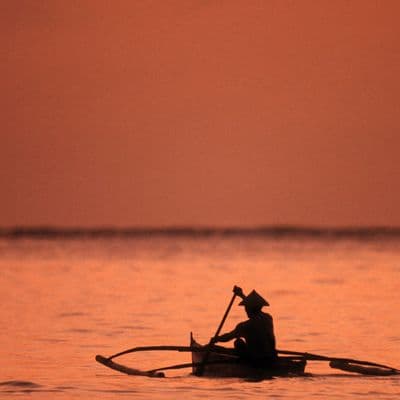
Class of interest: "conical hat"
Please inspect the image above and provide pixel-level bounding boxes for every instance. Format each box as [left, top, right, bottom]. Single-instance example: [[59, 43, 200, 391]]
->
[[239, 290, 269, 308]]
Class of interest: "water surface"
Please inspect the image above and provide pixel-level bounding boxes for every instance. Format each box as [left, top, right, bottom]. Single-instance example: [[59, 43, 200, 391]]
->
[[1, 234, 399, 398]]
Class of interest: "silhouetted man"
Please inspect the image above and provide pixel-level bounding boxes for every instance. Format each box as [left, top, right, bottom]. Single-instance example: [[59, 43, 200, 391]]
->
[[213, 286, 277, 367]]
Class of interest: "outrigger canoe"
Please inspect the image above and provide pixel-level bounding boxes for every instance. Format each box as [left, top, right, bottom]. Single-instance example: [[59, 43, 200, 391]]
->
[[95, 288, 400, 378], [96, 336, 399, 378], [190, 333, 307, 378]]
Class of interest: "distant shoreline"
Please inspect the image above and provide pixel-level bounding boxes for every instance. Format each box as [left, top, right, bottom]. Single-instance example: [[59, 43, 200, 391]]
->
[[1, 226, 400, 239]]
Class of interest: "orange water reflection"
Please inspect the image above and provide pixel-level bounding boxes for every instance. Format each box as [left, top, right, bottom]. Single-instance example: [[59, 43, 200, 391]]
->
[[1, 237, 400, 398]]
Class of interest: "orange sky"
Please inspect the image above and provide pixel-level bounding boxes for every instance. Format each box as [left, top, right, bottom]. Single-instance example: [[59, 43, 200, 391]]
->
[[2, 1, 400, 227]]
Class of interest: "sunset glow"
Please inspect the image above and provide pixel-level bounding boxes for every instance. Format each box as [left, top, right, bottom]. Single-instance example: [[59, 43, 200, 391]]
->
[[2, 1, 400, 227]]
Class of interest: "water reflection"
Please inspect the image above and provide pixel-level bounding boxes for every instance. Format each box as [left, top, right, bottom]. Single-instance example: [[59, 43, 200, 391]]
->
[[1, 236, 399, 399]]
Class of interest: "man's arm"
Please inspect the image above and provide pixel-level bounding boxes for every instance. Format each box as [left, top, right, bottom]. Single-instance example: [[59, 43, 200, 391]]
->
[[212, 286, 246, 344], [213, 329, 238, 343]]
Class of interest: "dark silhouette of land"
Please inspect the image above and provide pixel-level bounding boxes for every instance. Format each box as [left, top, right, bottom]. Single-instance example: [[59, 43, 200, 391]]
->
[[1, 225, 400, 240]]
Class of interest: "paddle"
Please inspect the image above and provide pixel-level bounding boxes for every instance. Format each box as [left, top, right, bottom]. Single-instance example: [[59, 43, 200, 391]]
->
[[196, 288, 238, 376]]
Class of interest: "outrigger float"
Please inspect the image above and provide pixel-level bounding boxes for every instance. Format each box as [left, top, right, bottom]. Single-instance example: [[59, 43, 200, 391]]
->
[[96, 290, 400, 379]]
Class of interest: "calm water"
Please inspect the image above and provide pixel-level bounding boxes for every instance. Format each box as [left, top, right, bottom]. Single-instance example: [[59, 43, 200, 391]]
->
[[1, 235, 400, 399]]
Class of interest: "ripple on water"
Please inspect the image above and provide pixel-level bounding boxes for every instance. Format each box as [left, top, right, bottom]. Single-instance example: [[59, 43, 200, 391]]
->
[[0, 381, 41, 388], [0, 381, 42, 394], [67, 328, 93, 333], [313, 278, 344, 285], [57, 312, 88, 318], [34, 337, 67, 343], [0, 381, 74, 395]]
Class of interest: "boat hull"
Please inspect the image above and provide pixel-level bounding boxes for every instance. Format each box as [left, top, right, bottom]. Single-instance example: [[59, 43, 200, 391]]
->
[[190, 334, 306, 378]]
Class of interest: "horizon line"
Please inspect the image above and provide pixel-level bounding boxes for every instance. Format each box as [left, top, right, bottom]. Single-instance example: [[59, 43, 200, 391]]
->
[[1, 224, 400, 239]]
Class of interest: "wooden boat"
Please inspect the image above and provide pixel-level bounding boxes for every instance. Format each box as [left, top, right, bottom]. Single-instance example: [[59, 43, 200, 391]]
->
[[190, 334, 307, 378]]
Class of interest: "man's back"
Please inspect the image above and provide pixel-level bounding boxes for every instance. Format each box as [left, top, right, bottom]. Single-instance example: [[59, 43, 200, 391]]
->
[[235, 311, 276, 360]]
